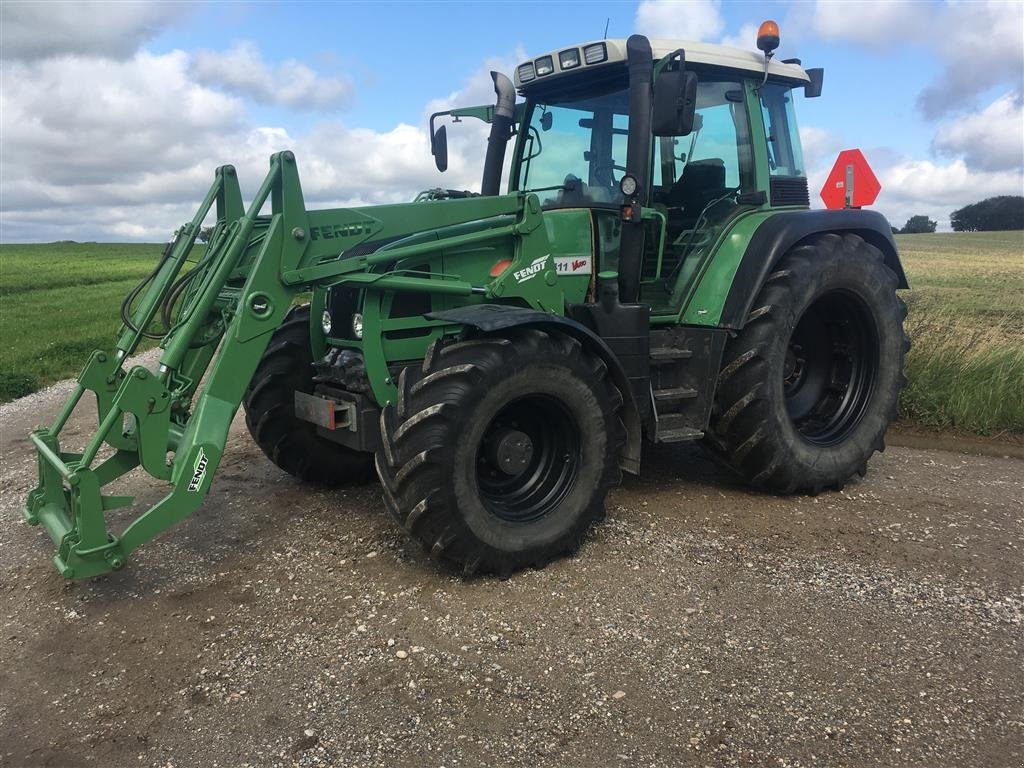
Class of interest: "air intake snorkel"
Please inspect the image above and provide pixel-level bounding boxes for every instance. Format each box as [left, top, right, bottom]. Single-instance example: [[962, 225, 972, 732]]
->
[[480, 72, 516, 196], [619, 35, 654, 303]]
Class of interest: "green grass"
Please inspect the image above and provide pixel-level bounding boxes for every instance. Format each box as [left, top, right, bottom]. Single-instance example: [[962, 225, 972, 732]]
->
[[0, 243, 165, 400], [895, 231, 1024, 435], [1, 235, 1022, 436]]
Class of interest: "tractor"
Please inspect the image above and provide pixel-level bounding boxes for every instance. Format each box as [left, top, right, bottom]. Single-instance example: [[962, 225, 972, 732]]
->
[[23, 24, 909, 580]]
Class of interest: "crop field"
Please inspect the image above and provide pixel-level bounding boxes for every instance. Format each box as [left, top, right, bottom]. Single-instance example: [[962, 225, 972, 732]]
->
[[1, 232, 1022, 434], [896, 230, 1024, 435]]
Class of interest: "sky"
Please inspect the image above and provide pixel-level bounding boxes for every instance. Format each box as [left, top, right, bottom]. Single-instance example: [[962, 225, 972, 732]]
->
[[1, 0, 1022, 242]]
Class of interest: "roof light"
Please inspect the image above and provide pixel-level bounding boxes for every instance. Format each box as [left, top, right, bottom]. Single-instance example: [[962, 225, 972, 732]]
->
[[517, 62, 536, 83], [558, 48, 581, 70], [583, 43, 607, 64], [535, 56, 554, 76], [757, 20, 780, 54]]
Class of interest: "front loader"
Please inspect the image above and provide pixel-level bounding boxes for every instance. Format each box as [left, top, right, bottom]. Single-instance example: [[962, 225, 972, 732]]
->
[[24, 25, 909, 580]]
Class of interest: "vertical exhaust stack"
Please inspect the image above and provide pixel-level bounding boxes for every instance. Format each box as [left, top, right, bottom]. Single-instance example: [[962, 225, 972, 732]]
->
[[481, 72, 516, 196], [619, 35, 653, 303]]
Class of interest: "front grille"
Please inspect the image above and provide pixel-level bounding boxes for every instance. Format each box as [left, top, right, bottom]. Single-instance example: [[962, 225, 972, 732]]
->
[[770, 176, 810, 207]]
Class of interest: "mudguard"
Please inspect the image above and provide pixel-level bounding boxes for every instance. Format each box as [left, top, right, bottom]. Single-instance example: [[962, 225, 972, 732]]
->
[[427, 304, 643, 475], [720, 209, 909, 329]]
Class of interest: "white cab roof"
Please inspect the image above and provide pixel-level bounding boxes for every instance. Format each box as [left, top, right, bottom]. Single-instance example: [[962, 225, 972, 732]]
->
[[515, 37, 811, 90]]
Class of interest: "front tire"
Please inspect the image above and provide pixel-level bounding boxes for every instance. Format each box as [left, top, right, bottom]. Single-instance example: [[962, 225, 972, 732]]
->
[[243, 305, 374, 485], [708, 233, 909, 493], [376, 328, 625, 577]]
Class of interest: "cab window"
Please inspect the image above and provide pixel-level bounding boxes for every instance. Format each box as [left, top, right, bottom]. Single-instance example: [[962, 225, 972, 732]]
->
[[759, 83, 805, 176]]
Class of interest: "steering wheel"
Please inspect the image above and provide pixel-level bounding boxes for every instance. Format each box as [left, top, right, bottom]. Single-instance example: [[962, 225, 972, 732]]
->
[[591, 161, 627, 188]]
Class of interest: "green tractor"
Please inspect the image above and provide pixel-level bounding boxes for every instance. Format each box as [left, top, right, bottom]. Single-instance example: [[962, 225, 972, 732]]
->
[[24, 29, 909, 580]]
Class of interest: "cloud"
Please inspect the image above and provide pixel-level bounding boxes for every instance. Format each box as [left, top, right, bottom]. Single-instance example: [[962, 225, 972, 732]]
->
[[191, 41, 354, 111], [720, 24, 760, 51], [879, 157, 1024, 228], [0, 0, 189, 61], [808, 0, 1024, 119], [810, 0, 927, 47], [635, 0, 725, 42], [0, 40, 518, 242], [932, 91, 1024, 172]]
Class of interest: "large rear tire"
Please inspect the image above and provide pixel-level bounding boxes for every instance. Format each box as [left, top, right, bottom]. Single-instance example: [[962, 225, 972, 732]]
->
[[376, 328, 625, 577], [243, 305, 374, 485], [708, 233, 909, 493]]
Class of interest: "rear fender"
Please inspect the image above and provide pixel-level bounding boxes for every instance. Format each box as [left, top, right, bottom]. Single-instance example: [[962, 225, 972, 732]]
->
[[720, 209, 908, 329], [427, 305, 643, 475]]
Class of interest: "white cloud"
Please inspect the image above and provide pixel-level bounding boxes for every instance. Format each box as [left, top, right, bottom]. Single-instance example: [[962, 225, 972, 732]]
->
[[933, 91, 1024, 171], [808, 0, 1024, 118], [719, 24, 760, 51], [191, 41, 353, 111], [0, 0, 189, 61], [635, 0, 725, 42], [879, 157, 1023, 229], [811, 0, 926, 47], [0, 41, 518, 242]]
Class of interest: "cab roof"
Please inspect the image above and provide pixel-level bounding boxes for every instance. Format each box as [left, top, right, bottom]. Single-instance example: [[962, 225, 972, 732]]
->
[[514, 37, 811, 91]]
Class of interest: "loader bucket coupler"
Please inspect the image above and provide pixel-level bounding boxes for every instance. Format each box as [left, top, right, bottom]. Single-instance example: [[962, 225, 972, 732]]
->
[[22, 154, 305, 578]]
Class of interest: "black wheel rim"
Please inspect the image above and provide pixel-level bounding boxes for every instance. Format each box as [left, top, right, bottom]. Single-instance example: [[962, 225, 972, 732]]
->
[[476, 395, 581, 523], [784, 290, 879, 446]]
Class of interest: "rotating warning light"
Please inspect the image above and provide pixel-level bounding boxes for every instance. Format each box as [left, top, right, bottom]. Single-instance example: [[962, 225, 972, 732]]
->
[[757, 20, 780, 54]]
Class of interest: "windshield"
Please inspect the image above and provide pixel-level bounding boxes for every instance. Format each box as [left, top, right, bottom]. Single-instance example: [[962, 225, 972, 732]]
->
[[515, 83, 628, 209]]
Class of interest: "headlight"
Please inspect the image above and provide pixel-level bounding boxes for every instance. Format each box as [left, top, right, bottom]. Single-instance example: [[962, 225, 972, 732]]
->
[[559, 48, 581, 69], [619, 174, 639, 197], [583, 43, 607, 64], [517, 62, 536, 83], [321, 310, 333, 335], [535, 56, 554, 76], [352, 312, 363, 339]]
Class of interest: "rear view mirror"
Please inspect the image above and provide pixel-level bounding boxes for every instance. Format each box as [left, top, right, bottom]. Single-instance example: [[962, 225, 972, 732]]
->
[[804, 68, 824, 98], [652, 70, 698, 137], [431, 125, 448, 172]]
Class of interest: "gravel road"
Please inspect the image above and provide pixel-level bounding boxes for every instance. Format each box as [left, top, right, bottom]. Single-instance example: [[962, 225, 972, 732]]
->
[[0, 378, 1021, 768]]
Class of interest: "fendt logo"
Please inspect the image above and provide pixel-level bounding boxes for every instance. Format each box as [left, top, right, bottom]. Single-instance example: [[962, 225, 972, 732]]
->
[[309, 223, 374, 241], [513, 255, 550, 283], [187, 449, 209, 493]]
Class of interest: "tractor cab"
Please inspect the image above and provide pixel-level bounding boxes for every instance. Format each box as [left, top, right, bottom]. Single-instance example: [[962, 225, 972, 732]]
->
[[505, 35, 820, 314]]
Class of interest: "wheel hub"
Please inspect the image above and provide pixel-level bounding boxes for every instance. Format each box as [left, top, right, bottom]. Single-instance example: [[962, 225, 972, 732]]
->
[[784, 290, 879, 446], [490, 429, 533, 475], [476, 395, 581, 524]]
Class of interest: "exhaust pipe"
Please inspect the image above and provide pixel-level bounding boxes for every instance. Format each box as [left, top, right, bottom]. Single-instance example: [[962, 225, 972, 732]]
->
[[481, 71, 516, 196], [619, 35, 653, 303]]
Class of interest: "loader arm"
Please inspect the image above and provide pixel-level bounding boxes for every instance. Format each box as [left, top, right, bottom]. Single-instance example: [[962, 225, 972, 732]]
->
[[23, 151, 550, 578]]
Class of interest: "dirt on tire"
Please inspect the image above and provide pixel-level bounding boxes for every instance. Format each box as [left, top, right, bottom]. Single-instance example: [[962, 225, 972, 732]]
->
[[0, 380, 1021, 767]]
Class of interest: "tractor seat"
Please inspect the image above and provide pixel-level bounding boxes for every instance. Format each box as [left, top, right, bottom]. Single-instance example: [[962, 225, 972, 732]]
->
[[664, 158, 727, 238]]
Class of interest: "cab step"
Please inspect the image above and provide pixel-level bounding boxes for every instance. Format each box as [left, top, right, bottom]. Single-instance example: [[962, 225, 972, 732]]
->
[[653, 386, 698, 403], [650, 346, 693, 363]]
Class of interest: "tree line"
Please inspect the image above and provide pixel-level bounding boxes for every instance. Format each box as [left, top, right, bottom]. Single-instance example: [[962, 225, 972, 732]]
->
[[894, 195, 1024, 234]]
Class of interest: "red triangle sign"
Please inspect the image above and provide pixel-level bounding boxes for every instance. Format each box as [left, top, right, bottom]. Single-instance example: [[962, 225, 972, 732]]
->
[[820, 149, 881, 210]]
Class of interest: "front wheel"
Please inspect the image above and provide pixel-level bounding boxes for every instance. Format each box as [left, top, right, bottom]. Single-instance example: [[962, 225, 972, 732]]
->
[[243, 305, 374, 485], [376, 328, 625, 577], [708, 233, 909, 493]]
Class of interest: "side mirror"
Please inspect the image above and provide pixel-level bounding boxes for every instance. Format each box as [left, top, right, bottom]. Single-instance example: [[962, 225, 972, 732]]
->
[[431, 125, 448, 172], [804, 68, 824, 98], [652, 70, 697, 137]]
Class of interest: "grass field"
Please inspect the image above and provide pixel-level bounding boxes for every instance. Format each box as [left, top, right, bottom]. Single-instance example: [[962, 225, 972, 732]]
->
[[1, 233, 1022, 434], [0, 243, 165, 400], [896, 230, 1024, 435]]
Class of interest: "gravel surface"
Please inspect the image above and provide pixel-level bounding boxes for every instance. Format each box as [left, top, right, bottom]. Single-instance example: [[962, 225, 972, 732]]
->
[[0, 379, 1021, 767]]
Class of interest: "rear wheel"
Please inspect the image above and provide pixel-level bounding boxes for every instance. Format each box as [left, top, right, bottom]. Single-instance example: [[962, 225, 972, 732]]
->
[[243, 305, 374, 485], [708, 233, 909, 493], [376, 328, 625, 576]]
